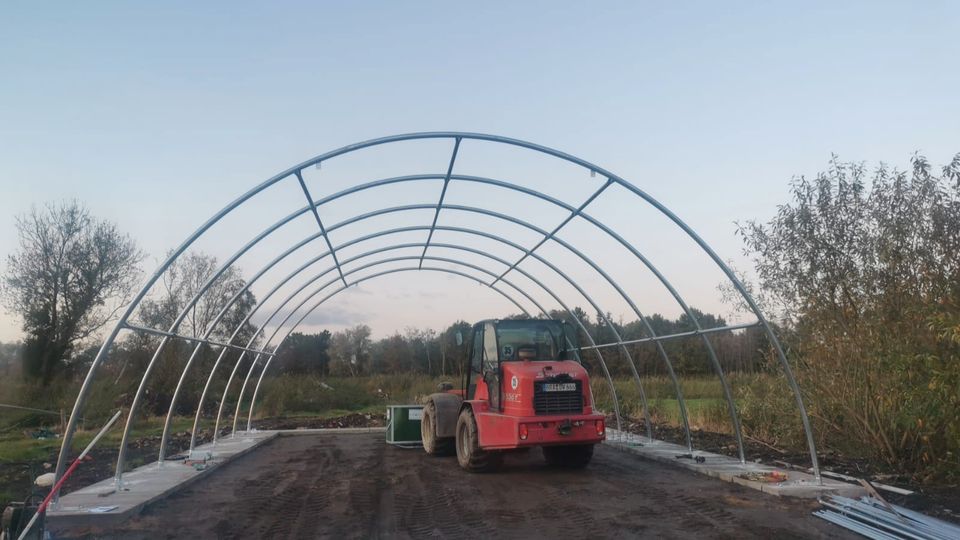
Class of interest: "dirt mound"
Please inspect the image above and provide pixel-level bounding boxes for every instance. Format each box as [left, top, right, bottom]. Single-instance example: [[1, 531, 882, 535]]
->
[[253, 413, 386, 430]]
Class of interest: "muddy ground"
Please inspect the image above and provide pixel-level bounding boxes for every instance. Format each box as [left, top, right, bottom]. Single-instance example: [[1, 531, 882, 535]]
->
[[53, 432, 858, 539]]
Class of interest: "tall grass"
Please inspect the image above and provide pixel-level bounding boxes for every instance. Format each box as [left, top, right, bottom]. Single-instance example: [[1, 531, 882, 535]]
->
[[591, 374, 805, 446], [255, 374, 446, 417]]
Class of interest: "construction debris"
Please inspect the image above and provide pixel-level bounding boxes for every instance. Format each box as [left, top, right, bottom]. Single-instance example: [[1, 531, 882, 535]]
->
[[815, 494, 960, 540], [737, 471, 789, 483]]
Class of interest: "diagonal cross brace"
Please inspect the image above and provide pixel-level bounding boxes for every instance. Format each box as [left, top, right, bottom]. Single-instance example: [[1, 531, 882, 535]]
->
[[492, 177, 613, 286], [122, 323, 276, 357], [295, 170, 348, 287], [419, 137, 462, 269]]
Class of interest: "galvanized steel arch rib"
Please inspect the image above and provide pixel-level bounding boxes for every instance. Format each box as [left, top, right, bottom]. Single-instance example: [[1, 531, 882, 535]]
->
[[230, 254, 541, 435], [165, 184, 735, 461], [242, 259, 624, 437], [162, 175, 687, 456], [229, 238, 652, 441], [203, 240, 622, 444], [160, 174, 697, 456], [223, 252, 537, 437], [189, 213, 647, 453], [234, 242, 630, 434], [55, 132, 819, 499], [209, 252, 537, 451], [166, 169, 738, 464], [290, 170, 741, 456], [113, 198, 331, 480]]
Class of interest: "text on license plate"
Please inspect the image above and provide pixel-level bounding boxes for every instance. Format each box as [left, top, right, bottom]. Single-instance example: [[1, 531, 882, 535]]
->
[[542, 383, 576, 392]]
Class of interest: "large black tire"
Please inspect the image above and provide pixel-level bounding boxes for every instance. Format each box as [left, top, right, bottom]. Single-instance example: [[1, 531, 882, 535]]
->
[[455, 408, 502, 472], [421, 401, 454, 456], [542, 444, 594, 468]]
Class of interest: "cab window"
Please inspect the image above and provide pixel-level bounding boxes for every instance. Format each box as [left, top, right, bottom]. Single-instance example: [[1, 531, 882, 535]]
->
[[482, 321, 498, 373], [470, 325, 483, 373]]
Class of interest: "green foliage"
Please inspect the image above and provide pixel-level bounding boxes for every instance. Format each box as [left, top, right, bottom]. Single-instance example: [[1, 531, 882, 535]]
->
[[739, 153, 960, 481], [591, 376, 732, 432], [275, 331, 332, 375], [255, 374, 446, 417]]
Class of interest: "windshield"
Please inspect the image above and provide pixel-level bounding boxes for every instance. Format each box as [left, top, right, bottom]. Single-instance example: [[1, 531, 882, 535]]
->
[[495, 320, 580, 362]]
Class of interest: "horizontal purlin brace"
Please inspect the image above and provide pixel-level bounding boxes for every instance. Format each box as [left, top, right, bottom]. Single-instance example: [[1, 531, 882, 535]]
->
[[580, 321, 762, 351], [122, 323, 275, 357]]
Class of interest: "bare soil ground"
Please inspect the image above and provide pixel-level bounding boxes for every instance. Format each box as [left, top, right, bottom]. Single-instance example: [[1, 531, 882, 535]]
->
[[53, 433, 857, 539]]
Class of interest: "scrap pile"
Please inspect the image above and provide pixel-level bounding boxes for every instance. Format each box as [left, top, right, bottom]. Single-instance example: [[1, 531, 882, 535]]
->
[[815, 494, 960, 539]]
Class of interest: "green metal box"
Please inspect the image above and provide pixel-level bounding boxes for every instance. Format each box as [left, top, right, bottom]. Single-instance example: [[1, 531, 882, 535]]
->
[[386, 405, 423, 447]]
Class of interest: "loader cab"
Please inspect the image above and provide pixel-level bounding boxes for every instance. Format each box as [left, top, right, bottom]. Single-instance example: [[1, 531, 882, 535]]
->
[[463, 319, 581, 410]]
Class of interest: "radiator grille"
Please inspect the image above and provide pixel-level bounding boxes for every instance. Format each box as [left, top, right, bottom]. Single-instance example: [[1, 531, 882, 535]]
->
[[533, 380, 583, 415]]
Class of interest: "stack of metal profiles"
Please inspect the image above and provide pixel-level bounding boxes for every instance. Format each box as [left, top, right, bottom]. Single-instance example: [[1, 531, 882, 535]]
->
[[815, 495, 960, 539]]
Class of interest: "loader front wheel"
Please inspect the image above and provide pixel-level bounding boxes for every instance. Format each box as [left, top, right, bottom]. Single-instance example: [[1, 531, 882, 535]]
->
[[456, 408, 501, 472], [421, 401, 454, 456]]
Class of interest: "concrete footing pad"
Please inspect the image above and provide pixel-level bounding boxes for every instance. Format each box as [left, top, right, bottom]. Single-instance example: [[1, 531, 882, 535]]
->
[[604, 429, 865, 499], [47, 431, 279, 528]]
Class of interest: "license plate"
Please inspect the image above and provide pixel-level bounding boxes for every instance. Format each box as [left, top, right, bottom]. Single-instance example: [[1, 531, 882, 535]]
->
[[542, 383, 576, 392]]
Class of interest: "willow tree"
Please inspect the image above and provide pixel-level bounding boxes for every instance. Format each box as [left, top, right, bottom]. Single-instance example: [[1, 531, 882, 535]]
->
[[739, 153, 960, 480]]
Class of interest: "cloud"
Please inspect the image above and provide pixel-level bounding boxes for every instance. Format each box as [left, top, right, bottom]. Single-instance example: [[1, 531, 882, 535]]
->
[[342, 286, 374, 296], [258, 305, 368, 328]]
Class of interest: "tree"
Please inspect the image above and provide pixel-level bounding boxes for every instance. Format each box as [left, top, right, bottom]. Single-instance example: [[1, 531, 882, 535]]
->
[[440, 320, 471, 377], [738, 153, 960, 477], [1, 201, 143, 384], [274, 331, 332, 375], [136, 250, 257, 341], [128, 250, 257, 413], [0, 341, 22, 377], [329, 324, 371, 376], [404, 327, 437, 374]]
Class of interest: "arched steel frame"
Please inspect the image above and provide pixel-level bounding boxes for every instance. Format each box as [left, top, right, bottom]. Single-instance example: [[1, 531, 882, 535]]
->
[[53, 132, 821, 501]]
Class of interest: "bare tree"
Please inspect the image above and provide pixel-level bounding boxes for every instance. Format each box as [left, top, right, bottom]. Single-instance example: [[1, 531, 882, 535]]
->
[[1, 200, 143, 384], [136, 250, 257, 341]]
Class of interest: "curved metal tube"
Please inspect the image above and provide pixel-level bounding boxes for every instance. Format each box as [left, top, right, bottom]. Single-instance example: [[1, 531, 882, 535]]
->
[[241, 243, 613, 431], [177, 195, 686, 454], [183, 234, 545, 452], [223, 249, 558, 434], [159, 230, 327, 460], [183, 226, 433, 453], [204, 245, 549, 446], [53, 166, 303, 494], [166, 170, 703, 458], [114, 200, 314, 482], [202, 231, 632, 443], [184, 205, 654, 454], [244, 263, 623, 436], [58, 131, 818, 496], [572, 210, 746, 461], [225, 253, 533, 435], [235, 259, 534, 434]]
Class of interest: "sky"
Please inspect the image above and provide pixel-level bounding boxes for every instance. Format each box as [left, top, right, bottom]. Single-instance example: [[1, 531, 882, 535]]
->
[[1, 1, 958, 345]]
